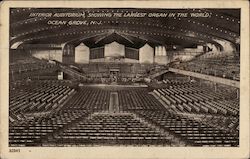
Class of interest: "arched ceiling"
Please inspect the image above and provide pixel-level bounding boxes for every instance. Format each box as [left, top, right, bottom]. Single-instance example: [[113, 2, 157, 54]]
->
[[10, 8, 240, 49]]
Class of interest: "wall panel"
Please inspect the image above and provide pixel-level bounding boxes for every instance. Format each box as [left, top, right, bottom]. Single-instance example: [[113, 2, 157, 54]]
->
[[139, 44, 154, 64], [75, 43, 90, 64]]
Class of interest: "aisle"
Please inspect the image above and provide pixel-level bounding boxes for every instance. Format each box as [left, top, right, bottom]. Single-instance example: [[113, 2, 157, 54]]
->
[[109, 92, 119, 113]]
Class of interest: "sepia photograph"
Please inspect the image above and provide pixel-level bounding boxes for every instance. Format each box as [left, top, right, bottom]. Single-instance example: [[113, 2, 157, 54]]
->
[[0, 1, 249, 159]]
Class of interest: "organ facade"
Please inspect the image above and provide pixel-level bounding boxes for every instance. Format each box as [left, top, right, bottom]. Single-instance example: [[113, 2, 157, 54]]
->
[[75, 43, 90, 64]]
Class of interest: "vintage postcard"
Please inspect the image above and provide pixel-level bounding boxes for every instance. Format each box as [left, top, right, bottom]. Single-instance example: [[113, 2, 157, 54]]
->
[[0, 0, 249, 159]]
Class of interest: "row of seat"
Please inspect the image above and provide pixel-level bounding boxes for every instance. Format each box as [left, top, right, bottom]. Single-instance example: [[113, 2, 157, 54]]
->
[[9, 110, 90, 146], [9, 80, 239, 147], [134, 110, 239, 147], [54, 113, 173, 146], [63, 87, 110, 111], [198, 115, 239, 132], [64, 87, 166, 111], [154, 84, 239, 116], [9, 81, 75, 116], [76, 63, 153, 75], [118, 88, 165, 110], [173, 55, 240, 80], [10, 56, 57, 74]]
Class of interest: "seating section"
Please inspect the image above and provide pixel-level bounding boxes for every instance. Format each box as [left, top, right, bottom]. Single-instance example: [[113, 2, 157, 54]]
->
[[135, 110, 239, 147], [9, 110, 90, 146], [63, 87, 110, 111], [77, 63, 152, 75], [10, 57, 59, 81], [198, 115, 239, 133], [9, 81, 239, 147], [54, 113, 173, 146], [67, 63, 167, 83], [118, 88, 165, 111], [153, 83, 239, 116], [162, 79, 197, 87], [9, 81, 75, 117], [173, 55, 240, 80], [10, 57, 55, 74]]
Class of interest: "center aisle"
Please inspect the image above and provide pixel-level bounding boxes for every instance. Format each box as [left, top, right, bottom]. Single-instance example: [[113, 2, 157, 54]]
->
[[109, 92, 119, 113]]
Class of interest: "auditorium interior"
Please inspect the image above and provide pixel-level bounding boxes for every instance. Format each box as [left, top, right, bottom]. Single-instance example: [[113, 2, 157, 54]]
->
[[9, 8, 240, 147]]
